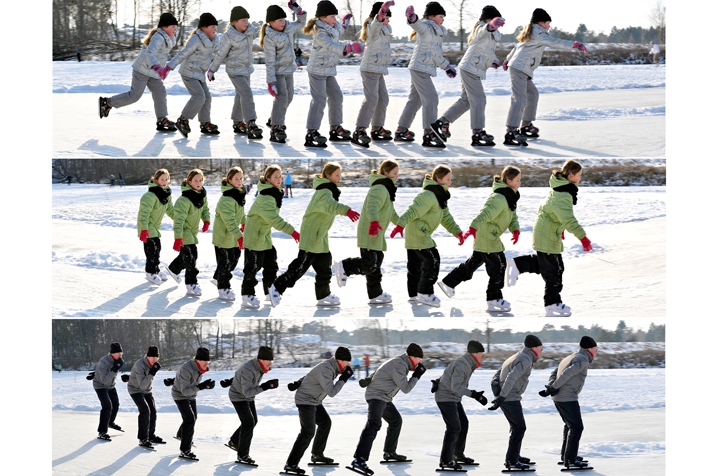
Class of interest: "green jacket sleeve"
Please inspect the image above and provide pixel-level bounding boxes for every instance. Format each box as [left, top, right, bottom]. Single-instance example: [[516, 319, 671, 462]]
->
[[217, 199, 243, 241], [201, 198, 211, 223], [165, 197, 175, 220], [137, 194, 155, 231], [441, 206, 462, 237], [363, 187, 386, 223], [173, 198, 190, 239], [318, 190, 351, 217], [508, 210, 519, 233], [554, 195, 586, 239], [470, 194, 501, 230], [264, 203, 295, 235], [397, 191, 432, 227]]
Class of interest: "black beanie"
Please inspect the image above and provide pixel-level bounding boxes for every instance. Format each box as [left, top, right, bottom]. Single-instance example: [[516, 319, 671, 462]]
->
[[266, 5, 287, 22], [110, 342, 123, 353], [580, 336, 597, 349], [467, 340, 485, 353], [158, 12, 178, 28], [335, 346, 352, 361], [530, 8, 551, 23], [479, 5, 501, 21], [424, 2, 446, 17], [370, 1, 392, 17], [195, 347, 211, 361], [524, 335, 543, 348], [230, 6, 250, 22], [147, 345, 160, 357], [406, 343, 424, 358], [257, 346, 274, 361], [198, 12, 219, 28], [315, 0, 339, 17]]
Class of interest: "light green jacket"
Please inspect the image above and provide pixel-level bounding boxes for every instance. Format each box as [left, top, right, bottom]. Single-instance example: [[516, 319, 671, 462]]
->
[[470, 180, 520, 253], [137, 181, 174, 238], [243, 180, 295, 251], [172, 183, 210, 245], [299, 176, 350, 254], [397, 178, 462, 250], [356, 173, 400, 251], [212, 183, 246, 249], [532, 174, 586, 254]]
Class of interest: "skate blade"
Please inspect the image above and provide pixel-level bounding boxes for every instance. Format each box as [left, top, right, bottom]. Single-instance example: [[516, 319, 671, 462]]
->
[[329, 136, 352, 142], [346, 466, 374, 476], [558, 460, 588, 465], [501, 469, 535, 473], [435, 468, 467, 473], [368, 300, 392, 305], [305, 142, 328, 148], [316, 302, 340, 307], [178, 455, 199, 461], [472, 141, 496, 147], [560, 467, 593, 472], [380, 459, 412, 464], [235, 460, 258, 467], [350, 138, 370, 148], [308, 462, 339, 466]]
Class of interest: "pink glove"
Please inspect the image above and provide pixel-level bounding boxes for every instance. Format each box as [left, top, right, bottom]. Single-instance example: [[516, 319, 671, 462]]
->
[[406, 6, 418, 23], [238, 237, 244, 250], [240, 223, 245, 233], [457, 232, 466, 246], [390, 225, 404, 238], [580, 236, 592, 252], [288, 1, 304, 15], [346, 209, 360, 222], [378, 1, 395, 20], [561, 230, 565, 240], [341, 13, 353, 29], [464, 227, 477, 240], [345, 41, 365, 54], [511, 230, 520, 245], [268, 82, 279, 98], [291, 230, 301, 243], [491, 59, 501, 69], [445, 64, 457, 78], [139, 230, 149, 242], [202, 221, 210, 233], [489, 17, 505, 30], [152, 64, 167, 80], [368, 221, 383, 236], [573, 41, 589, 55], [502, 59, 509, 71], [173, 238, 184, 252], [207, 70, 215, 81]]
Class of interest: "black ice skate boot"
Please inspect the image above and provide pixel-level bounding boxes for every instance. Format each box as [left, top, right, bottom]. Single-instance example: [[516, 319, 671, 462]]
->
[[247, 120, 263, 139], [503, 128, 528, 146], [99, 97, 112, 118], [176, 116, 191, 138], [422, 130, 446, 148], [329, 125, 352, 141], [351, 128, 371, 148], [393, 127, 415, 142], [233, 121, 247, 134], [200, 122, 220, 135], [370, 126, 393, 141], [305, 129, 327, 148], [270, 125, 287, 143], [471, 129, 495, 146], [519, 122, 539, 138], [156, 117, 177, 132]]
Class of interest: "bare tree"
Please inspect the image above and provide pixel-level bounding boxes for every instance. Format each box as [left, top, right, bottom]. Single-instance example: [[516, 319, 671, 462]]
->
[[648, 1, 666, 43], [447, 0, 476, 50]]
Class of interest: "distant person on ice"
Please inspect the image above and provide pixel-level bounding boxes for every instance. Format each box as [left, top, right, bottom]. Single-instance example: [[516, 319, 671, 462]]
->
[[127, 345, 165, 449], [76, 44, 82, 62], [649, 42, 660, 66], [284, 170, 293, 197], [91, 342, 124, 441]]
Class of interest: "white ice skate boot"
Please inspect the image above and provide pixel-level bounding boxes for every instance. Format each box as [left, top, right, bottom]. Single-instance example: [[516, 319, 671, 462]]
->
[[417, 293, 441, 307], [333, 260, 347, 287], [437, 281, 455, 298], [368, 292, 392, 304], [145, 273, 162, 285], [218, 288, 236, 301], [164, 267, 182, 284], [545, 302, 572, 317], [408, 296, 419, 303], [185, 284, 202, 296], [487, 299, 511, 312], [316, 293, 341, 307], [267, 284, 282, 307], [505, 258, 519, 287], [241, 295, 261, 309], [210, 278, 218, 287], [158, 271, 169, 281]]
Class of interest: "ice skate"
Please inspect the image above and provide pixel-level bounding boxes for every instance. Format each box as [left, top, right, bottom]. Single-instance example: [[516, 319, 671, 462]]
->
[[559, 456, 587, 465], [233, 121, 247, 134], [393, 128, 415, 142], [504, 129, 528, 146], [98, 97, 112, 118], [97, 432, 111, 441], [329, 125, 352, 141], [267, 284, 282, 307], [562, 460, 593, 471], [247, 120, 263, 139], [158, 271, 169, 281], [333, 260, 347, 287], [471, 129, 496, 146], [210, 278, 218, 287], [148, 435, 166, 444], [422, 130, 446, 148], [368, 292, 392, 304], [370, 126, 393, 141], [156, 117, 177, 132], [455, 454, 477, 465], [417, 293, 441, 307], [240, 295, 260, 309], [438, 281, 455, 298], [545, 303, 572, 317], [502, 461, 535, 472], [520, 123, 540, 138], [438, 460, 465, 472], [310, 454, 336, 465], [381, 452, 411, 463], [282, 463, 306, 474], [351, 128, 371, 148], [487, 298, 511, 312], [270, 125, 288, 143], [179, 450, 198, 461], [164, 267, 181, 284], [348, 457, 374, 475], [138, 439, 155, 450], [200, 122, 220, 135], [108, 423, 123, 431], [305, 129, 327, 148], [145, 273, 162, 285], [316, 293, 340, 307], [430, 119, 450, 141], [176, 117, 191, 138], [518, 456, 535, 465], [407, 296, 419, 303], [218, 288, 236, 301], [506, 258, 520, 287], [236, 454, 257, 466], [185, 284, 202, 297]]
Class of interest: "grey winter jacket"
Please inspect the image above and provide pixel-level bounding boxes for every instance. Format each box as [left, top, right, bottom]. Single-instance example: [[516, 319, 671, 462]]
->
[[434, 353, 480, 403], [306, 19, 346, 77], [407, 19, 450, 77], [491, 346, 538, 402], [294, 357, 346, 406], [264, 13, 307, 84], [127, 357, 155, 395], [171, 360, 204, 401], [548, 348, 593, 402], [133, 28, 177, 79], [458, 22, 500, 79], [360, 17, 392, 75], [364, 353, 420, 402], [167, 29, 221, 81], [228, 358, 267, 402], [505, 24, 575, 78], [208, 24, 258, 76], [93, 354, 119, 390]]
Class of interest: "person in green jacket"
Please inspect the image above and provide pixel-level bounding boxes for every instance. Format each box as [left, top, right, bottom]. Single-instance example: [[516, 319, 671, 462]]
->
[[137, 168, 175, 285], [334, 159, 399, 304], [269, 162, 360, 307], [240, 164, 300, 309], [165, 169, 211, 296], [438, 166, 521, 312], [505, 160, 592, 317], [390, 164, 463, 308], [211, 166, 247, 301]]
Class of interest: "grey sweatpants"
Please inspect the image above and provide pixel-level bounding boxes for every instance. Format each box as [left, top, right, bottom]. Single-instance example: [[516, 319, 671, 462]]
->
[[398, 69, 439, 131], [355, 71, 389, 129], [180, 76, 212, 123], [442, 69, 487, 130], [110, 69, 168, 119], [505, 68, 539, 129], [270, 74, 295, 126], [306, 73, 343, 130], [229, 74, 256, 123]]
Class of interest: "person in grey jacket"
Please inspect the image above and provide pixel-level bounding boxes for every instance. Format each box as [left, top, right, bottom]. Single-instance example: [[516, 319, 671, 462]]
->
[[99, 13, 178, 132], [167, 13, 221, 137], [127, 345, 164, 448], [502, 8, 589, 146], [488, 334, 542, 471], [283, 347, 353, 474], [220, 346, 279, 465], [172, 347, 215, 460], [434, 340, 488, 470], [539, 336, 597, 469], [350, 343, 426, 475], [92, 342, 125, 441]]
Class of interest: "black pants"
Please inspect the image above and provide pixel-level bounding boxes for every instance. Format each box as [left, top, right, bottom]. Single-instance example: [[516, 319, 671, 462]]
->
[[231, 400, 257, 456], [407, 247, 441, 296], [174, 399, 197, 452], [95, 387, 120, 433], [513, 252, 565, 306], [437, 401, 469, 462], [273, 250, 332, 299], [500, 400, 526, 465], [213, 246, 241, 289], [285, 185, 293, 197], [342, 249, 385, 299], [130, 392, 157, 441], [554, 401, 584, 464], [287, 404, 332, 465], [144, 237, 162, 274], [443, 250, 506, 300], [169, 244, 199, 285], [354, 400, 403, 461], [241, 247, 278, 297]]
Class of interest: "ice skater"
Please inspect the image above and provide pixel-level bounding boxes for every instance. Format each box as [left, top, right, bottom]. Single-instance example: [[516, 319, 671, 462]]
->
[[268, 162, 360, 308], [284, 169, 294, 197], [127, 345, 165, 449], [505, 160, 592, 317], [438, 165, 521, 312], [502, 8, 589, 146], [283, 347, 354, 474], [91, 342, 124, 441], [137, 168, 174, 285], [164, 169, 211, 297], [98, 13, 178, 131], [390, 164, 463, 308], [334, 159, 399, 304]]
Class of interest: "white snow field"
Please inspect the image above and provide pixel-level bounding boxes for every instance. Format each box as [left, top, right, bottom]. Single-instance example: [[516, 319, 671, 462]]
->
[[52, 181, 665, 318], [52, 367, 665, 476], [53, 63, 664, 158]]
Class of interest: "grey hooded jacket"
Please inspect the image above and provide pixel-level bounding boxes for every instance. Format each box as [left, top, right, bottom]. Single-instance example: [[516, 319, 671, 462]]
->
[[167, 29, 221, 81], [264, 13, 308, 84], [491, 346, 538, 402], [93, 354, 119, 390], [360, 17, 392, 75], [364, 353, 420, 402], [306, 19, 346, 77], [229, 358, 267, 402], [208, 24, 258, 76], [505, 23, 575, 78], [133, 28, 177, 79], [407, 18, 450, 77], [294, 357, 346, 406], [172, 359, 204, 400], [434, 353, 480, 403], [127, 357, 155, 395], [548, 348, 593, 402], [458, 22, 501, 79]]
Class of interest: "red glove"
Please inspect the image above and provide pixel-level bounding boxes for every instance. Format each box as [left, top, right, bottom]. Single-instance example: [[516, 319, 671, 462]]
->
[[240, 223, 245, 233], [153, 65, 170, 80], [287, 1, 304, 15], [139, 230, 149, 242], [344, 42, 365, 54], [561, 230, 565, 240], [445, 64, 457, 78], [390, 225, 404, 238], [580, 236, 592, 252], [502, 59, 509, 71], [511, 230, 520, 245], [291, 230, 300, 243], [457, 232, 465, 246], [202, 221, 210, 233], [341, 13, 353, 29], [238, 237, 244, 250], [346, 209, 360, 222], [491, 59, 501, 69], [368, 221, 383, 236], [173, 238, 184, 252], [464, 227, 477, 240], [489, 17, 505, 30], [406, 6, 418, 23], [207, 69, 215, 81], [573, 41, 589, 55], [268, 82, 279, 98], [378, 1, 395, 20]]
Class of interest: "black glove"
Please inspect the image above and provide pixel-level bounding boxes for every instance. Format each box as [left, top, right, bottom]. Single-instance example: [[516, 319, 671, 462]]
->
[[220, 378, 234, 388], [538, 385, 559, 397], [111, 358, 124, 373], [339, 366, 353, 383], [121, 374, 130, 383], [163, 377, 175, 386], [358, 377, 372, 388], [430, 378, 441, 393], [288, 380, 302, 391], [260, 379, 279, 391], [412, 363, 426, 380], [149, 362, 161, 376], [491, 381, 501, 397], [198, 379, 215, 390], [470, 390, 488, 406], [86, 372, 95, 381], [488, 396, 505, 411]]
